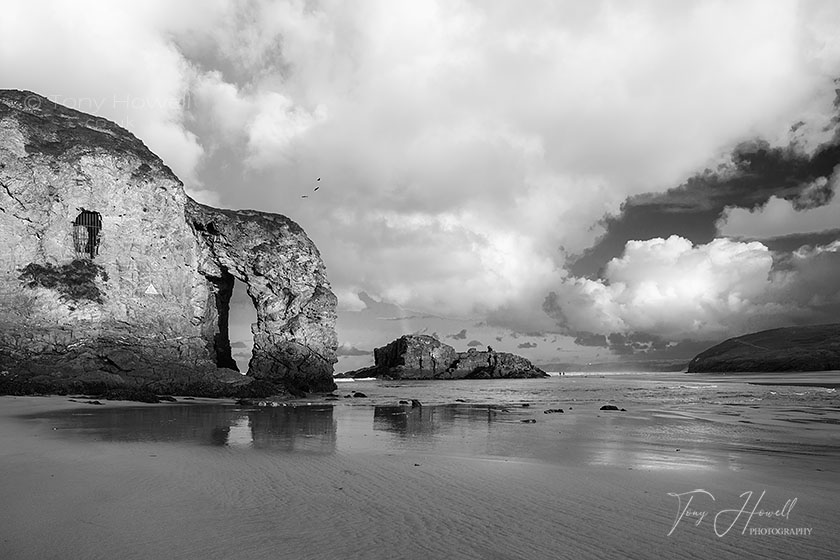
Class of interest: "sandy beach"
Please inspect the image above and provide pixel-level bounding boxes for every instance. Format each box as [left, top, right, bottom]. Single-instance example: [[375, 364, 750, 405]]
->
[[1, 377, 838, 560]]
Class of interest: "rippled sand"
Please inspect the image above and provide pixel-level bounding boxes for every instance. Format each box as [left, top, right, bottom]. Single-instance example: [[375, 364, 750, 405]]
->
[[1, 376, 838, 559]]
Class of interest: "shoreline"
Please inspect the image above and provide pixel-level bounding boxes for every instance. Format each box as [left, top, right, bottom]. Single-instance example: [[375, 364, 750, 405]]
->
[[2, 380, 839, 559]]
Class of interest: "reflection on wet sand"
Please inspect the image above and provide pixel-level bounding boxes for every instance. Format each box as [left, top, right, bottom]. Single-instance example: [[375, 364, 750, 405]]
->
[[33, 404, 337, 453], [372, 404, 501, 439], [249, 405, 336, 453], [28, 399, 839, 473]]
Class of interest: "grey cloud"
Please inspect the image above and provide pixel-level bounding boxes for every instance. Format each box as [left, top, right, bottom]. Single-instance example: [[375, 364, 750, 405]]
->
[[573, 332, 608, 347]]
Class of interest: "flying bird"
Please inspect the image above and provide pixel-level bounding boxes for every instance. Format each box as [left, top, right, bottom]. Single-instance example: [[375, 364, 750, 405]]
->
[[301, 195, 309, 198], [313, 186, 320, 192]]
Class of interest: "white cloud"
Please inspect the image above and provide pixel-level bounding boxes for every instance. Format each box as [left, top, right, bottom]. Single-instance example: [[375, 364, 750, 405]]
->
[[0, 0, 223, 187], [246, 93, 328, 167], [717, 167, 840, 239], [546, 236, 782, 339]]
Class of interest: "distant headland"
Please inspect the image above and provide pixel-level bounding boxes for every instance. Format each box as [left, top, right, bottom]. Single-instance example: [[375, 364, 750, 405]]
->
[[688, 323, 840, 373]]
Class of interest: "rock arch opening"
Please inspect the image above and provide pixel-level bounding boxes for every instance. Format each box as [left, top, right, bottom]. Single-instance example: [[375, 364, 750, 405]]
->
[[228, 278, 258, 373]]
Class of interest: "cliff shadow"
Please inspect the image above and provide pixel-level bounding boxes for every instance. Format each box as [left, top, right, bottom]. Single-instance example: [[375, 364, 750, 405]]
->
[[206, 271, 237, 371]]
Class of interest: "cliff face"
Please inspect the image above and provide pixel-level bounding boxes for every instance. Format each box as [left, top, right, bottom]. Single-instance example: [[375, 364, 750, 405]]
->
[[0, 90, 337, 396], [687, 323, 840, 373], [350, 335, 547, 379]]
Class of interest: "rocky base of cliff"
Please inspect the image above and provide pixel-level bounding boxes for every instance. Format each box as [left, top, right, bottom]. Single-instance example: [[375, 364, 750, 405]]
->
[[0, 336, 294, 399]]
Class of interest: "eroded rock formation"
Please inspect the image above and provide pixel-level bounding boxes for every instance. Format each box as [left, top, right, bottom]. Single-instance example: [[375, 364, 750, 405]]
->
[[187, 201, 337, 392], [0, 90, 337, 397], [345, 335, 547, 379]]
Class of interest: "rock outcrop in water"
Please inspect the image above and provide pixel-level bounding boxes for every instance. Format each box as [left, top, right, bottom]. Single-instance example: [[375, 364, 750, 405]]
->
[[687, 323, 840, 373], [342, 335, 547, 379], [0, 90, 337, 397]]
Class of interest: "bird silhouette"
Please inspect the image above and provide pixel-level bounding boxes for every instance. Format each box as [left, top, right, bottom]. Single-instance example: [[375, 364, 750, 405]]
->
[[313, 186, 320, 191], [301, 195, 309, 198]]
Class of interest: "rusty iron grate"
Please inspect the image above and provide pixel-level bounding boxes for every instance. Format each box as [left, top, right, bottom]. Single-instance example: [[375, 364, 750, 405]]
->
[[72, 210, 102, 259]]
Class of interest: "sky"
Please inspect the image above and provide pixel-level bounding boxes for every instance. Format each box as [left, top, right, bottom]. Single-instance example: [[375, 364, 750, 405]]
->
[[3, 0, 840, 371]]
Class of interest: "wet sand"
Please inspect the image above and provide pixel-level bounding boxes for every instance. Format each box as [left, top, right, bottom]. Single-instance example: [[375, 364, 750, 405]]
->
[[1, 389, 838, 560]]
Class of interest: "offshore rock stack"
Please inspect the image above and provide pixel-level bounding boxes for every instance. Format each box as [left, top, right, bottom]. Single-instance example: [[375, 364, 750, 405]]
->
[[342, 335, 547, 380]]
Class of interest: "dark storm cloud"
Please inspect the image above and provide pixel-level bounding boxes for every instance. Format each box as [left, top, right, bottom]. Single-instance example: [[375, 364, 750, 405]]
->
[[603, 332, 715, 360], [569, 139, 840, 277], [573, 332, 608, 347]]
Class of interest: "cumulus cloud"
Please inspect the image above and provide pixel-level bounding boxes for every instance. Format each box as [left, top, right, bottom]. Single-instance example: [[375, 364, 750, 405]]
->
[[717, 166, 840, 239], [545, 236, 780, 339], [518, 342, 538, 349], [553, 232, 840, 357], [467, 340, 483, 347]]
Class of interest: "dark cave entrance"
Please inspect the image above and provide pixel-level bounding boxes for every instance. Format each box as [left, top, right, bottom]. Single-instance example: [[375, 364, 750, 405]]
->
[[209, 272, 258, 374]]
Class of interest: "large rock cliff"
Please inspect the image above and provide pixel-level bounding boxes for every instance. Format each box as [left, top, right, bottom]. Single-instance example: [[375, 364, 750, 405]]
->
[[345, 335, 547, 379], [0, 90, 337, 397]]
